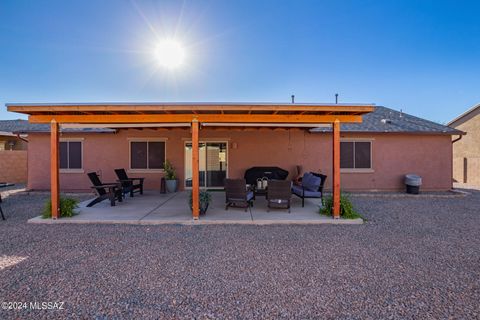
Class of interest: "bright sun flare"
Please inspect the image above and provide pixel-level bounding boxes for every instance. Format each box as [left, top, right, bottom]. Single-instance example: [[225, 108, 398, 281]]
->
[[154, 39, 186, 69]]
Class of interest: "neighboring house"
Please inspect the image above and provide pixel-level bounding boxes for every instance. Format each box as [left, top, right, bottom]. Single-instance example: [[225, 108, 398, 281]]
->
[[0, 120, 29, 183], [448, 103, 480, 185], [8, 103, 461, 192]]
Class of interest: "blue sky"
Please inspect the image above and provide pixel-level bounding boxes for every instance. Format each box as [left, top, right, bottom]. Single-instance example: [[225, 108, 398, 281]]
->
[[1, 0, 479, 123]]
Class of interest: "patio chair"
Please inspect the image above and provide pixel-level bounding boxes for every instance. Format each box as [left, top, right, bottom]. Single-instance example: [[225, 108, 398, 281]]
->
[[225, 178, 254, 212], [114, 168, 145, 197], [86, 172, 123, 207], [292, 172, 327, 207], [267, 180, 292, 213]]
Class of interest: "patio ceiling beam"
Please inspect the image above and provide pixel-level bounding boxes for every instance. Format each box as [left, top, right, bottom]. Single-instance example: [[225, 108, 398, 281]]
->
[[60, 123, 191, 129], [29, 114, 362, 124], [202, 123, 332, 127]]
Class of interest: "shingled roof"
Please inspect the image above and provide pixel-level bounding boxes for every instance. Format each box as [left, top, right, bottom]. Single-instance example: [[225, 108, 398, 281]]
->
[[311, 106, 463, 135], [0, 119, 114, 134]]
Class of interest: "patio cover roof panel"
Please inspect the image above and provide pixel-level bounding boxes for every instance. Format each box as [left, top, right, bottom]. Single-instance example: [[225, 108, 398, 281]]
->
[[7, 102, 375, 125]]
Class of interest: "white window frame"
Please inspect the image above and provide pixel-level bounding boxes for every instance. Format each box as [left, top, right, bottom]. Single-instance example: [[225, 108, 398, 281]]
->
[[183, 140, 229, 189], [128, 138, 167, 173], [340, 138, 374, 173], [59, 138, 84, 173]]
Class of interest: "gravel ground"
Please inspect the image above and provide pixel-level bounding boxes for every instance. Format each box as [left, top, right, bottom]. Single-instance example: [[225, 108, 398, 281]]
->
[[0, 190, 479, 319]]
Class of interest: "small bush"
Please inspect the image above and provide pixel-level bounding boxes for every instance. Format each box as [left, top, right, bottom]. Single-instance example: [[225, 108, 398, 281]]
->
[[188, 190, 212, 215], [42, 197, 79, 219], [320, 193, 362, 219]]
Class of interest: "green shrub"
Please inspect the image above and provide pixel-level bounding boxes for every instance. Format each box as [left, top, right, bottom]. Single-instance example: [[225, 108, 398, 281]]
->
[[42, 197, 79, 219], [188, 190, 212, 215], [320, 193, 362, 219]]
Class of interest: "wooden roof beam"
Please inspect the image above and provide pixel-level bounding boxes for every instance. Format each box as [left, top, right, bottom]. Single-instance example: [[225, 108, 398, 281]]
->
[[29, 114, 363, 124]]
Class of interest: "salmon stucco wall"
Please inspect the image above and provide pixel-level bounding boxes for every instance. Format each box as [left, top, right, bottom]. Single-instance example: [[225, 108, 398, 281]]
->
[[26, 129, 453, 192]]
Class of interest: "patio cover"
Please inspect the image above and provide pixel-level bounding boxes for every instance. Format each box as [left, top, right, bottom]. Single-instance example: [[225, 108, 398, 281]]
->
[[7, 102, 375, 219]]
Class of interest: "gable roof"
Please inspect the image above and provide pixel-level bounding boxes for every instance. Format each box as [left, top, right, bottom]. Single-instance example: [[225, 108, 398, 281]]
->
[[447, 103, 480, 127], [311, 106, 463, 135], [3, 105, 462, 135]]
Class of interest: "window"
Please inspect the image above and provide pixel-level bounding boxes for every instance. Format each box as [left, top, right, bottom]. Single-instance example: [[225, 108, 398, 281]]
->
[[130, 141, 166, 170], [340, 141, 372, 169], [60, 141, 82, 170]]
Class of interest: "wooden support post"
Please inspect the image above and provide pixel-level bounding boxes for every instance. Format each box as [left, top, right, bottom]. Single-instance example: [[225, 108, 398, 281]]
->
[[50, 120, 60, 219], [191, 120, 200, 220], [332, 119, 341, 219]]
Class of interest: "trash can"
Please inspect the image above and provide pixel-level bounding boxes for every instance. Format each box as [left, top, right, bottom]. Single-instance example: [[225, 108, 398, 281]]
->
[[405, 174, 422, 194]]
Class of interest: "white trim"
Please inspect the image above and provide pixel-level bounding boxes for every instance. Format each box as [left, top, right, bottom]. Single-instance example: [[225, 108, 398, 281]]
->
[[340, 168, 374, 174], [127, 137, 168, 141], [59, 139, 84, 171], [127, 169, 165, 174], [184, 140, 229, 189], [128, 139, 167, 171], [447, 103, 480, 126], [60, 169, 85, 174]]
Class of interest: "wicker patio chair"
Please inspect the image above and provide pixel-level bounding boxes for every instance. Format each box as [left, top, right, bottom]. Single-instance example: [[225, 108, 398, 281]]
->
[[267, 180, 292, 213], [225, 178, 254, 212]]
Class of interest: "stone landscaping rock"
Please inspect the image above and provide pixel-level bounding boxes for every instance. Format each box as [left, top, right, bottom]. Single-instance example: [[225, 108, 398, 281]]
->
[[0, 190, 479, 319]]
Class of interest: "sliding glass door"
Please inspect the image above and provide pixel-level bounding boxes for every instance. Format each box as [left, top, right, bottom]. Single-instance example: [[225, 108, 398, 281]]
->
[[184, 142, 227, 188]]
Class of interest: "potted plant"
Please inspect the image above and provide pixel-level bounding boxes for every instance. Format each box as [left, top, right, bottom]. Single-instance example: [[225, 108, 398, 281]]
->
[[163, 160, 177, 193], [189, 190, 212, 215]]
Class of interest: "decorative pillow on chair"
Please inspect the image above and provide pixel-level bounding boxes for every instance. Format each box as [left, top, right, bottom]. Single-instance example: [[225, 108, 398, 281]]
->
[[302, 172, 321, 192]]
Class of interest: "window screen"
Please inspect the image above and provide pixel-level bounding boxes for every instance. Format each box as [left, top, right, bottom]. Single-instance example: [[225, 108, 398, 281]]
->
[[340, 142, 354, 169], [60, 141, 82, 169], [340, 141, 371, 169], [131, 141, 165, 169]]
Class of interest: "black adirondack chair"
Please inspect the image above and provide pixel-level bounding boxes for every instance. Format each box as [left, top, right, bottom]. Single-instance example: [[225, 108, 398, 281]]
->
[[114, 169, 144, 197], [86, 172, 123, 207]]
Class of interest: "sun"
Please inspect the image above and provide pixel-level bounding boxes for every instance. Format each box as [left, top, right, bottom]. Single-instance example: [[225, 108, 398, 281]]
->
[[154, 39, 186, 70]]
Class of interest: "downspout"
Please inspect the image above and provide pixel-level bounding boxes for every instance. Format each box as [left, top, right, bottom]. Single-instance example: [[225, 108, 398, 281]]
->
[[16, 133, 28, 143], [451, 134, 463, 187], [452, 134, 462, 144]]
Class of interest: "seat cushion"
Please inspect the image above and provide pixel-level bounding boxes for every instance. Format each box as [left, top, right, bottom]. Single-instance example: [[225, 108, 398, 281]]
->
[[291, 185, 303, 196], [292, 185, 321, 198], [302, 190, 322, 197]]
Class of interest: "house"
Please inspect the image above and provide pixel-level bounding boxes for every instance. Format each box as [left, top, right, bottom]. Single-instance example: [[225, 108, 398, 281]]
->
[[0, 120, 30, 183], [6, 102, 461, 218], [448, 103, 480, 185]]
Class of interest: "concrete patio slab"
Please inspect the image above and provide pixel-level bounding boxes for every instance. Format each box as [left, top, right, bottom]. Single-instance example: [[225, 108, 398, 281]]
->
[[28, 191, 362, 225]]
